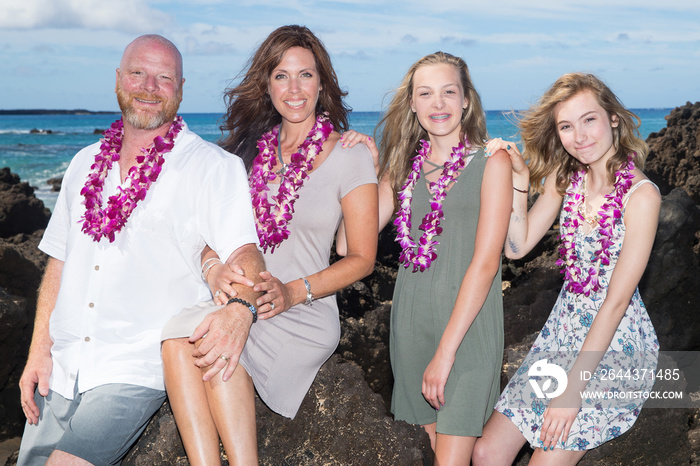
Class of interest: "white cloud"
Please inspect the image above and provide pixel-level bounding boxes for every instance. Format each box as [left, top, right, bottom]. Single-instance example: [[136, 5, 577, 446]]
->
[[183, 37, 237, 55], [0, 0, 173, 33]]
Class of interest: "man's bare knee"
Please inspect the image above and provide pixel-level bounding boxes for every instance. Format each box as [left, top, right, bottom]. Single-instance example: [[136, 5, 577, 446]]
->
[[47, 450, 94, 466]]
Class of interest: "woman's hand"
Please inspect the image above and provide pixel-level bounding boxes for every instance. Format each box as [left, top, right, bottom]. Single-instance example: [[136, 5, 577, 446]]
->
[[253, 271, 294, 319], [207, 261, 254, 305], [539, 389, 581, 451], [340, 130, 379, 174], [485, 138, 528, 177], [421, 349, 455, 410]]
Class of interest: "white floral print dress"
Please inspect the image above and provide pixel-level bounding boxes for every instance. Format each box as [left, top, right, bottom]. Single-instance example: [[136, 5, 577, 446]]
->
[[494, 180, 660, 450]]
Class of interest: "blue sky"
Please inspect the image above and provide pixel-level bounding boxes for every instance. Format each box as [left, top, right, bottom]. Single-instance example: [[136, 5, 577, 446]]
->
[[1, 1, 698, 113]]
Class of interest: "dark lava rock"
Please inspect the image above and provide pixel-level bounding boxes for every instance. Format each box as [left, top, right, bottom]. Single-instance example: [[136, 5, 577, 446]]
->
[[337, 279, 376, 320], [0, 168, 50, 238], [0, 232, 46, 441], [638, 188, 700, 351], [646, 101, 700, 202], [123, 356, 431, 465], [338, 304, 394, 407], [0, 287, 30, 440], [46, 177, 62, 192]]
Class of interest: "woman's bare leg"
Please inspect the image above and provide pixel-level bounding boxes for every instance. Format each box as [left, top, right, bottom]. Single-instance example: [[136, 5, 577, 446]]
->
[[528, 447, 586, 465], [434, 433, 476, 466], [162, 338, 221, 466], [472, 410, 528, 466], [422, 422, 437, 451], [205, 363, 258, 466]]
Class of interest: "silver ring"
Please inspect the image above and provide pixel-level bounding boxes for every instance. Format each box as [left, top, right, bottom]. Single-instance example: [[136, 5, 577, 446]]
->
[[214, 290, 221, 298], [270, 302, 275, 311], [219, 355, 229, 362]]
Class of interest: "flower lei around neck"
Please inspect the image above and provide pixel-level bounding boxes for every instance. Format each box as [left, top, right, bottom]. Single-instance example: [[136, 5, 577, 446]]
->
[[79, 116, 183, 243], [249, 112, 333, 253], [394, 139, 475, 272], [556, 155, 635, 296]]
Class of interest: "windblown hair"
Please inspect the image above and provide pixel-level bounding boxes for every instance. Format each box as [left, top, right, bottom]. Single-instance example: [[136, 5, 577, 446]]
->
[[377, 52, 488, 197], [519, 72, 648, 195], [219, 25, 350, 170]]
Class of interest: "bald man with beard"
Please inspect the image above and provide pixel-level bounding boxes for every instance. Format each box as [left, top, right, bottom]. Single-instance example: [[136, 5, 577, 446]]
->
[[17, 35, 263, 465]]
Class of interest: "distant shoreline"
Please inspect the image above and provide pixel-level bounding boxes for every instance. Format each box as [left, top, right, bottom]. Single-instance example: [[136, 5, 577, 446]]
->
[[0, 108, 673, 116], [0, 109, 119, 115]]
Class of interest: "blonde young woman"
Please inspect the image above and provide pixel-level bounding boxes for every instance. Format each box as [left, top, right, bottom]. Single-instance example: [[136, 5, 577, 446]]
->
[[344, 51, 512, 464], [472, 73, 660, 466]]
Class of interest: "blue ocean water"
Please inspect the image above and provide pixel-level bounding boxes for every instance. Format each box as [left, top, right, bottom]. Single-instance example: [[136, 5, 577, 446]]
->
[[0, 109, 671, 210]]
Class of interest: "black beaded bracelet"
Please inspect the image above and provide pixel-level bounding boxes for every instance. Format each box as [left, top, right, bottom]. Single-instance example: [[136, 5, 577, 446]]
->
[[227, 297, 258, 323]]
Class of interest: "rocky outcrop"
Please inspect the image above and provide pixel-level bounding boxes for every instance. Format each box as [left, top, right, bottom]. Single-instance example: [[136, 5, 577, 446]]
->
[[0, 167, 49, 441], [646, 101, 700, 202], [123, 356, 431, 465], [0, 233, 46, 440], [0, 168, 50, 239], [46, 177, 63, 192]]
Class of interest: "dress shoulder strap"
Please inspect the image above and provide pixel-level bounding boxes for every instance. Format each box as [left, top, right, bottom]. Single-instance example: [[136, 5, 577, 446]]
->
[[623, 179, 659, 208]]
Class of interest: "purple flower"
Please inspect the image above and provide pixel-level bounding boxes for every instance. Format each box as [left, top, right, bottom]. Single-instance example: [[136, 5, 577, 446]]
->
[[560, 156, 635, 295], [79, 116, 182, 242], [249, 113, 334, 252], [392, 139, 475, 272]]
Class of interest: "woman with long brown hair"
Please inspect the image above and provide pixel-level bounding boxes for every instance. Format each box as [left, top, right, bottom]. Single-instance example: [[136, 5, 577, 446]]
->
[[161, 25, 378, 464]]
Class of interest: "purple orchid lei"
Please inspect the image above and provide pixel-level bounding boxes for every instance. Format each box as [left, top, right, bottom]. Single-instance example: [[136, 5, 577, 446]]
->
[[249, 112, 333, 253], [556, 155, 635, 296], [79, 116, 183, 243], [394, 139, 475, 272]]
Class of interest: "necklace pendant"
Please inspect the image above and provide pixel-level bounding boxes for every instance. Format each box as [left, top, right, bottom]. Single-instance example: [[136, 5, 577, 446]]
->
[[276, 163, 289, 175]]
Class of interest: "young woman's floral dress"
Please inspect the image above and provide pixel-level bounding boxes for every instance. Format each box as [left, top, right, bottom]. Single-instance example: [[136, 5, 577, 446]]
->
[[494, 180, 659, 450]]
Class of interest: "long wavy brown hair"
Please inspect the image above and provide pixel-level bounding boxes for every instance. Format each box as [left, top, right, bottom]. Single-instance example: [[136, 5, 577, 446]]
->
[[519, 72, 648, 195], [377, 52, 488, 198], [219, 25, 350, 170]]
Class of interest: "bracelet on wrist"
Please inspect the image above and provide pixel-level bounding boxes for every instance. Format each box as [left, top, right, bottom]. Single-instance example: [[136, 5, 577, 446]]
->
[[202, 257, 220, 269], [227, 297, 258, 323], [201, 258, 223, 280], [513, 186, 529, 194], [302, 277, 314, 306]]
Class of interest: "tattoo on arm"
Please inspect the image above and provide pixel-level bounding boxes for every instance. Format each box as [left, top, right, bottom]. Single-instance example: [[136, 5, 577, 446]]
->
[[507, 237, 520, 255]]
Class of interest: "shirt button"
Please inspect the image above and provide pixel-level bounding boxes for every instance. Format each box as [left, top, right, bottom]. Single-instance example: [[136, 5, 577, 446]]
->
[[94, 265, 100, 271], [84, 337, 91, 342], [89, 302, 95, 308]]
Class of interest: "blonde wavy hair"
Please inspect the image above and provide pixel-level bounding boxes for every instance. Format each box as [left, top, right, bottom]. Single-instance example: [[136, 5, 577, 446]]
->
[[377, 52, 488, 197], [520, 72, 648, 195]]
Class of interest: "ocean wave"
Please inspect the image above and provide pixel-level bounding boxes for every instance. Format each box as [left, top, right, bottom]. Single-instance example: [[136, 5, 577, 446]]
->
[[0, 129, 32, 135]]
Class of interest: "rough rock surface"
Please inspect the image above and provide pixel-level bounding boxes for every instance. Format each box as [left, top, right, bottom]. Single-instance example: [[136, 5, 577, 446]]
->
[[0, 167, 48, 440], [123, 356, 432, 465], [0, 168, 50, 238], [646, 101, 700, 202], [0, 232, 46, 439]]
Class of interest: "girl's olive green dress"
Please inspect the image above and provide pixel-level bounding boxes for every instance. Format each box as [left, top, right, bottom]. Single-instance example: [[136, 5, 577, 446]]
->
[[390, 149, 504, 436]]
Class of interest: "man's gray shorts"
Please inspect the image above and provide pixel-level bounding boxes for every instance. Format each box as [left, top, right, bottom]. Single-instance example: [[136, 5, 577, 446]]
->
[[17, 381, 166, 465]]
